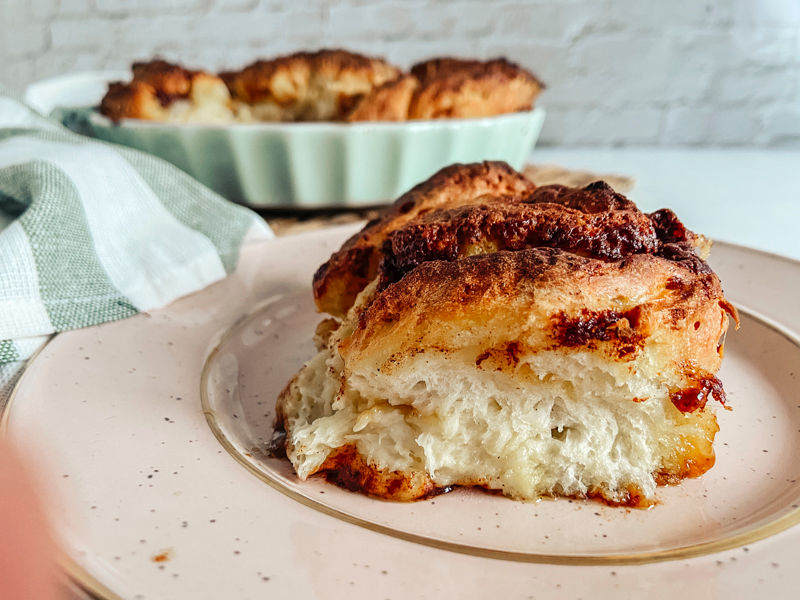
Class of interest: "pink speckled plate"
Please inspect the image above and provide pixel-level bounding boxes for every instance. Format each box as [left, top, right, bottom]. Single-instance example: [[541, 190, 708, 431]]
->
[[3, 226, 800, 600]]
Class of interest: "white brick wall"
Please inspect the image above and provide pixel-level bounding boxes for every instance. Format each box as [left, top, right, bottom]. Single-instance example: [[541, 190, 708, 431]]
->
[[1, 0, 798, 147]]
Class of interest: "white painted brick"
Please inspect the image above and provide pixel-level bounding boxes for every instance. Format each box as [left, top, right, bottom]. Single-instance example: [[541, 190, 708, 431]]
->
[[762, 104, 800, 145], [0, 2, 27, 28], [2, 24, 49, 57], [211, 0, 260, 12], [113, 15, 207, 48], [495, 1, 611, 42], [731, 0, 800, 25], [661, 106, 763, 145], [2, 0, 799, 147], [714, 67, 799, 104], [29, 0, 59, 20], [568, 33, 673, 74], [58, 0, 94, 16], [671, 29, 798, 69], [481, 40, 572, 84], [50, 18, 119, 50], [608, 0, 733, 28], [94, 0, 211, 16], [705, 108, 763, 145], [538, 68, 714, 109], [558, 33, 717, 104], [2, 52, 114, 95], [539, 107, 663, 145], [33, 52, 111, 78], [326, 4, 415, 40], [0, 62, 33, 93], [382, 39, 485, 67], [403, 2, 497, 39]]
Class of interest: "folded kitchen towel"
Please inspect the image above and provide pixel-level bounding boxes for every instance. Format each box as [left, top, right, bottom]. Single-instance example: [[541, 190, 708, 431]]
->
[[0, 94, 273, 407]]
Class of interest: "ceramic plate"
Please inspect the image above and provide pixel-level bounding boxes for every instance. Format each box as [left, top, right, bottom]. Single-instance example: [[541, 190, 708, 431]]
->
[[3, 226, 800, 600]]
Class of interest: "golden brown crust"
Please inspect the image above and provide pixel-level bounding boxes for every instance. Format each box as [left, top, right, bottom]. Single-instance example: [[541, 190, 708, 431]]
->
[[346, 74, 419, 122], [316, 444, 442, 501], [224, 49, 401, 121], [101, 52, 545, 122], [223, 56, 308, 105], [229, 49, 399, 100], [408, 57, 543, 119], [130, 59, 196, 97], [378, 182, 659, 286], [312, 161, 536, 317], [99, 59, 228, 121], [311, 439, 712, 507], [313, 164, 727, 322], [345, 247, 727, 375], [409, 57, 529, 84], [349, 57, 544, 121], [99, 81, 166, 122], [377, 181, 716, 290]]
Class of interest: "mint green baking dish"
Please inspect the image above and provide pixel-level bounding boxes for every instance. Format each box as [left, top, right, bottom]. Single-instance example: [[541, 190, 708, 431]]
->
[[31, 73, 545, 208], [64, 107, 544, 208]]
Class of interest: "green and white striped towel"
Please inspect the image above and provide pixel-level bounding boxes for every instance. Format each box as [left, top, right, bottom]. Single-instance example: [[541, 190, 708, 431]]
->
[[0, 94, 272, 406]]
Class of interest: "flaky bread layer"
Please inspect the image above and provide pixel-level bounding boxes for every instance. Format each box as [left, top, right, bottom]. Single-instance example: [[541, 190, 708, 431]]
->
[[280, 245, 731, 506], [278, 323, 719, 506]]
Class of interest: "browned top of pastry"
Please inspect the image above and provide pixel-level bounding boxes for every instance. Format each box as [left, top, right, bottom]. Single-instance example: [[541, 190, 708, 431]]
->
[[223, 49, 401, 119], [100, 52, 544, 123], [312, 162, 726, 323], [129, 59, 196, 98], [312, 161, 536, 316], [341, 243, 734, 425], [407, 57, 543, 119], [347, 57, 543, 121], [346, 74, 419, 122], [410, 57, 541, 87], [99, 59, 226, 121], [378, 181, 711, 288]]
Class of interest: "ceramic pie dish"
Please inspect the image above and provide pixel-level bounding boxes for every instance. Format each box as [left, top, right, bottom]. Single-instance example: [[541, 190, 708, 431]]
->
[[24, 72, 545, 209]]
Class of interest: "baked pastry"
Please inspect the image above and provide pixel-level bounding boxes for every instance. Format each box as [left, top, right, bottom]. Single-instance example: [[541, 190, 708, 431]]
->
[[223, 49, 402, 121], [313, 161, 536, 316], [276, 162, 737, 507], [345, 74, 419, 122], [407, 57, 544, 119], [99, 59, 235, 123], [100, 51, 543, 123], [347, 58, 543, 122]]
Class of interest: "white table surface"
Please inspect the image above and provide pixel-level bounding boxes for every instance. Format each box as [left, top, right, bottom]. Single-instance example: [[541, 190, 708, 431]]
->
[[531, 147, 800, 262]]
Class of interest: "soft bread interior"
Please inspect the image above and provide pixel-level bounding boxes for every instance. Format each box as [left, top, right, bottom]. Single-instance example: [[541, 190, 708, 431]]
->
[[279, 306, 718, 505]]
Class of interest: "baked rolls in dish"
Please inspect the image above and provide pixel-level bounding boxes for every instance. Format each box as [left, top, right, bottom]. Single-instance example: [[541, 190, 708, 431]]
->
[[277, 162, 737, 507], [222, 49, 402, 122], [406, 57, 543, 120], [99, 51, 543, 123], [99, 60, 236, 123]]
